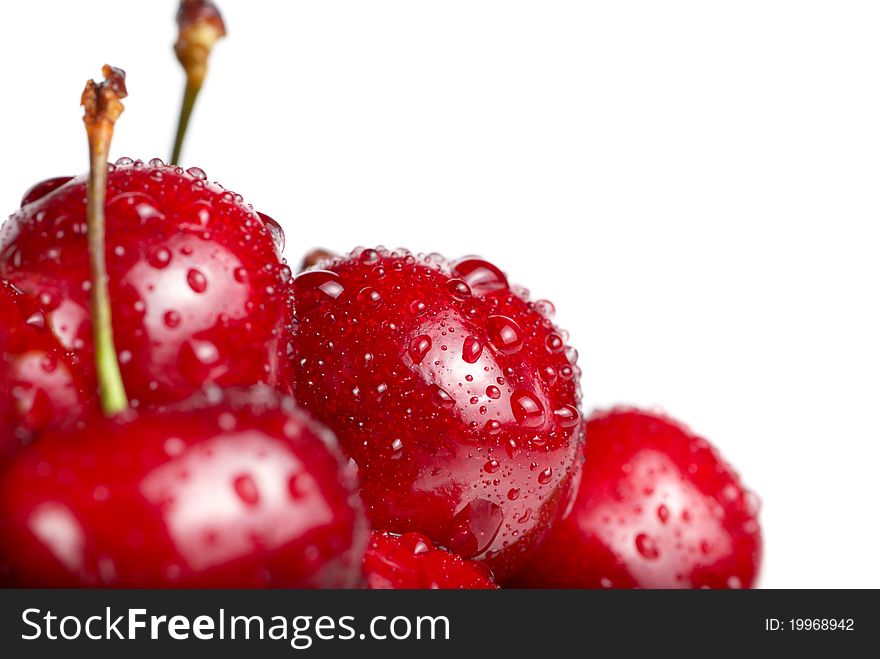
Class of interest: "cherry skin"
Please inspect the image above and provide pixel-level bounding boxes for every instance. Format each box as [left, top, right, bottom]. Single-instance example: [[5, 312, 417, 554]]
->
[[0, 159, 293, 409], [0, 387, 367, 587], [513, 408, 762, 589], [291, 247, 584, 580], [364, 531, 498, 589], [0, 280, 89, 457]]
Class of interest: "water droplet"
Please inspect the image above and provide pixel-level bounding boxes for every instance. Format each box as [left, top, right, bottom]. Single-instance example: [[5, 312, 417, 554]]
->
[[148, 247, 172, 269], [657, 504, 670, 523], [357, 286, 382, 307], [25, 311, 45, 328], [218, 412, 236, 431], [451, 258, 509, 295], [744, 491, 762, 516], [487, 315, 523, 355], [233, 475, 260, 506], [635, 533, 660, 560], [37, 291, 58, 311], [510, 390, 545, 428], [726, 576, 743, 589], [294, 270, 345, 314], [186, 269, 207, 293], [537, 466, 553, 485], [186, 166, 207, 180], [486, 385, 501, 400], [430, 384, 455, 409], [288, 474, 307, 500], [484, 420, 502, 435], [258, 212, 285, 253], [164, 437, 186, 456], [535, 300, 555, 318], [445, 499, 504, 557], [178, 340, 220, 383], [507, 488, 520, 501], [484, 459, 500, 474], [408, 335, 431, 363], [723, 484, 739, 502], [461, 336, 483, 364], [553, 405, 581, 428], [446, 278, 472, 300], [540, 365, 558, 385], [411, 538, 430, 555], [359, 248, 379, 264], [545, 333, 564, 353], [164, 310, 181, 328], [390, 438, 404, 459]]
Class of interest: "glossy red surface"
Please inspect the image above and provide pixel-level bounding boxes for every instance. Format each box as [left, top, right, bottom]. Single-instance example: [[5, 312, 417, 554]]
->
[[0, 387, 367, 587], [291, 247, 584, 580], [513, 408, 762, 589], [364, 531, 497, 589], [0, 280, 89, 456], [1, 159, 293, 408]]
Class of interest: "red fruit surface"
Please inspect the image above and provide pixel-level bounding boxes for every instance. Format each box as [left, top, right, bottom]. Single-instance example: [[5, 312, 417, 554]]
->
[[0, 387, 367, 587], [291, 247, 584, 580], [514, 408, 762, 589], [364, 531, 498, 589], [0, 159, 293, 408], [0, 280, 89, 455]]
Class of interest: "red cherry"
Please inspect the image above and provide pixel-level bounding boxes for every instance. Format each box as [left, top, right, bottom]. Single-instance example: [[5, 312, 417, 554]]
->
[[0, 280, 89, 455], [0, 387, 367, 587], [291, 247, 584, 580], [1, 159, 293, 408], [364, 531, 498, 589], [513, 408, 762, 589]]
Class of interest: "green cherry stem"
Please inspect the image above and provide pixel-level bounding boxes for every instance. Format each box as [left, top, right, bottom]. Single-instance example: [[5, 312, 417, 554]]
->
[[170, 0, 226, 165], [81, 65, 129, 415]]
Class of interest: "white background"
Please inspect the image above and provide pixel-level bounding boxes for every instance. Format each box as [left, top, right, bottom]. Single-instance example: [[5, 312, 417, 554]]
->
[[1, 1, 877, 588]]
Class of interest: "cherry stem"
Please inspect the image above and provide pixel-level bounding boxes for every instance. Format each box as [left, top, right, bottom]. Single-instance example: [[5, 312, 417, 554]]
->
[[82, 65, 129, 415], [170, 0, 226, 165]]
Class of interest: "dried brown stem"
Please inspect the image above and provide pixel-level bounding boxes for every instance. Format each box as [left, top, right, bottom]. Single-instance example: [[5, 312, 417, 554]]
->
[[299, 248, 337, 272], [171, 0, 226, 164]]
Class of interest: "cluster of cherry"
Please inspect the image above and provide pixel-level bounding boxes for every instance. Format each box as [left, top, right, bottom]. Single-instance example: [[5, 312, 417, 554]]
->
[[0, 1, 760, 589]]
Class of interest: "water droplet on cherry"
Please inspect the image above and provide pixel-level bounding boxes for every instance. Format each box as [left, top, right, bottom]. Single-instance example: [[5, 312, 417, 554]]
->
[[451, 258, 509, 295], [408, 335, 431, 364], [635, 532, 660, 560], [461, 336, 483, 364], [487, 315, 523, 355], [510, 390, 545, 428]]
